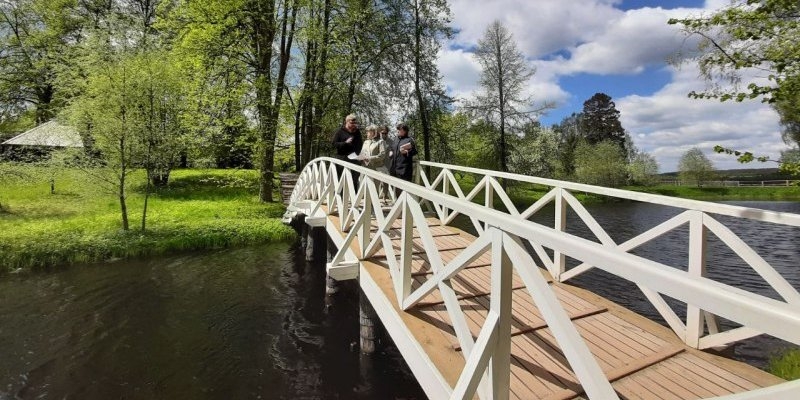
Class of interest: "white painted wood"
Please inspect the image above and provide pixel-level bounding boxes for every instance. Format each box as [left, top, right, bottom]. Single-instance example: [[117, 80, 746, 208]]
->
[[327, 261, 359, 281], [687, 211, 707, 348], [638, 285, 687, 339], [399, 195, 413, 304], [359, 264, 454, 400], [562, 190, 616, 246], [503, 235, 619, 399], [491, 229, 512, 400], [699, 326, 762, 350], [404, 197, 480, 363], [420, 160, 800, 227], [702, 215, 800, 305], [554, 188, 567, 280], [519, 188, 557, 220], [402, 233, 492, 309], [285, 157, 800, 398], [450, 311, 499, 400], [706, 380, 800, 399]]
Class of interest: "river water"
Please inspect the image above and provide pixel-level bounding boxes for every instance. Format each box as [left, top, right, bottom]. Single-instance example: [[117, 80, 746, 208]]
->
[[1, 201, 799, 399], [0, 244, 425, 399]]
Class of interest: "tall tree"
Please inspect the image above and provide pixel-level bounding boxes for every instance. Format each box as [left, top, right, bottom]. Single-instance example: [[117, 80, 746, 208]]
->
[[553, 113, 584, 179], [168, 0, 299, 202], [679, 147, 716, 187], [581, 92, 626, 149], [0, 0, 79, 123], [469, 20, 542, 175], [573, 140, 628, 187], [404, 0, 451, 165]]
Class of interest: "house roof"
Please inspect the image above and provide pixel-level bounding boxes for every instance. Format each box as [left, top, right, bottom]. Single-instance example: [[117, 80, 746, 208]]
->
[[1, 120, 83, 148]]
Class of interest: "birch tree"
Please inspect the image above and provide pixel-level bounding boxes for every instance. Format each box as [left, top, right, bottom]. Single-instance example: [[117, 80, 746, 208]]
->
[[469, 20, 545, 175]]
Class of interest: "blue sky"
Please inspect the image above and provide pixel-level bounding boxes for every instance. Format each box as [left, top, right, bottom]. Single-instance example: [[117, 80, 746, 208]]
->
[[438, 0, 787, 172]]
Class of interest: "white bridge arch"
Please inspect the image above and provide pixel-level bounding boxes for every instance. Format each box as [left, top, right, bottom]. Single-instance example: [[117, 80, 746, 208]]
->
[[284, 157, 800, 400]]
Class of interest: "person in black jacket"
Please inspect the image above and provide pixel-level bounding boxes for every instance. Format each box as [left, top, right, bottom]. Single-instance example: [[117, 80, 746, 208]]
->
[[389, 123, 417, 185], [331, 114, 363, 183]]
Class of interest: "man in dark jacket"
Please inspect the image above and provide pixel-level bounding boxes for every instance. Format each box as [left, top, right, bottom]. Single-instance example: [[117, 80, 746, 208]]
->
[[331, 114, 363, 183], [390, 123, 417, 183]]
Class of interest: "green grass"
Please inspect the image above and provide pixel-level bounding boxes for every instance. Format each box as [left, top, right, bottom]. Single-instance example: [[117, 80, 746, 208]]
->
[[443, 173, 800, 205], [768, 348, 800, 380], [0, 166, 295, 273], [624, 184, 800, 201]]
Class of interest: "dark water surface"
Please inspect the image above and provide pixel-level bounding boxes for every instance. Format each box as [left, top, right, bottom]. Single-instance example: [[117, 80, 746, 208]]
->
[[518, 200, 800, 369], [0, 243, 425, 399]]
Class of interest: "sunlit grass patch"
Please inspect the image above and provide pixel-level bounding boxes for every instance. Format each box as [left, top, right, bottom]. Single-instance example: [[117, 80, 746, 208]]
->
[[0, 166, 295, 272]]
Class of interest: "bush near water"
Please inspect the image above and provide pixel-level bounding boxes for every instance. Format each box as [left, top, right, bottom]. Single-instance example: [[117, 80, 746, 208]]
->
[[0, 166, 295, 273]]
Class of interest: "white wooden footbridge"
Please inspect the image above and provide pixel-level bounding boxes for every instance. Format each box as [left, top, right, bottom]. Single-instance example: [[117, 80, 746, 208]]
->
[[282, 157, 800, 399]]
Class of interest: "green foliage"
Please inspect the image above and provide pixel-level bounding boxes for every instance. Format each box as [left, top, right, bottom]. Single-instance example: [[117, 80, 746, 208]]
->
[[627, 152, 660, 186], [768, 348, 800, 380], [509, 124, 558, 178], [627, 184, 800, 200], [669, 0, 800, 105], [573, 140, 628, 187], [0, 167, 293, 273], [581, 93, 626, 148], [679, 147, 717, 187]]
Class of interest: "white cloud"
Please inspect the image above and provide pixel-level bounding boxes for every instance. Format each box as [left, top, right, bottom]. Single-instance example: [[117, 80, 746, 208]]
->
[[561, 7, 700, 75], [618, 65, 785, 172], [449, 0, 622, 57], [439, 0, 789, 173]]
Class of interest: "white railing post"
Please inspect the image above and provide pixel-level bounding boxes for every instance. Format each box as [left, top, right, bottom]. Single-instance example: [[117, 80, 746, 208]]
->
[[686, 210, 708, 348], [553, 188, 567, 280], [398, 194, 413, 304], [485, 178, 494, 209], [490, 228, 512, 400], [359, 179, 373, 259]]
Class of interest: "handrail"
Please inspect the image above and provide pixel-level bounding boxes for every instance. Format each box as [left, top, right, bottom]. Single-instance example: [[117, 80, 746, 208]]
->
[[287, 157, 800, 399], [419, 160, 800, 226]]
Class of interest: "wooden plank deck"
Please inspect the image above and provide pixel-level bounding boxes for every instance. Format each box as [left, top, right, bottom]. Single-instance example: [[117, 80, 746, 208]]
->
[[326, 210, 784, 399]]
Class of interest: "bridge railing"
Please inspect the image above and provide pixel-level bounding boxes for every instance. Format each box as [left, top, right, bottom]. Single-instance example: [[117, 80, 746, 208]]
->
[[288, 157, 800, 399], [418, 160, 800, 351]]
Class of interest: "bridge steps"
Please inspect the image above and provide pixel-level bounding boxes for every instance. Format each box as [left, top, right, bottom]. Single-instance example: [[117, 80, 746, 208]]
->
[[326, 211, 783, 399]]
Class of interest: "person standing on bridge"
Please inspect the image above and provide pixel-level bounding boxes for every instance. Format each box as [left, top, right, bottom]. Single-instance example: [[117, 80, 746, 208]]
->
[[378, 125, 394, 201], [360, 125, 388, 172], [389, 123, 417, 193], [331, 114, 363, 184]]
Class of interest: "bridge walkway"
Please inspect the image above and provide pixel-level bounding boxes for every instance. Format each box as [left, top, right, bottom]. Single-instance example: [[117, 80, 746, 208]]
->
[[325, 208, 782, 399], [283, 158, 800, 399]]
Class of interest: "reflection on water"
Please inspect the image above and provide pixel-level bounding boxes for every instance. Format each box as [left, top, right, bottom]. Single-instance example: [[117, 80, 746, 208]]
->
[[0, 243, 425, 399]]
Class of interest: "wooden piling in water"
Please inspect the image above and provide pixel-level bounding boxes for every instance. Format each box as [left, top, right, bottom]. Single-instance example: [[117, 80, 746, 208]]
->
[[359, 289, 377, 354]]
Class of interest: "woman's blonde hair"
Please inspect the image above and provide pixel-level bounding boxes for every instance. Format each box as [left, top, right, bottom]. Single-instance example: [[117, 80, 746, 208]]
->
[[365, 124, 378, 139]]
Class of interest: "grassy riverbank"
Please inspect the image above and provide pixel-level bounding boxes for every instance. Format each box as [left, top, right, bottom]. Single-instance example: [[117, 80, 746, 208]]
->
[[443, 174, 800, 206], [0, 166, 295, 273], [624, 184, 800, 201]]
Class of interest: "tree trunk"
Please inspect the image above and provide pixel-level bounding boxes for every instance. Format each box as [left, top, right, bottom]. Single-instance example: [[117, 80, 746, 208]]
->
[[251, 0, 277, 202], [141, 170, 151, 232], [413, 0, 431, 175]]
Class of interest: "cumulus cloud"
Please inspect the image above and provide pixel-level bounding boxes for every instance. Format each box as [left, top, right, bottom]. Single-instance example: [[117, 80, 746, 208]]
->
[[439, 0, 789, 172], [617, 65, 784, 172], [448, 0, 622, 57], [560, 7, 701, 75]]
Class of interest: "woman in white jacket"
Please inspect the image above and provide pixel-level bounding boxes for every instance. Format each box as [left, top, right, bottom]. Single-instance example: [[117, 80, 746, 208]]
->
[[360, 125, 388, 170], [360, 125, 389, 199]]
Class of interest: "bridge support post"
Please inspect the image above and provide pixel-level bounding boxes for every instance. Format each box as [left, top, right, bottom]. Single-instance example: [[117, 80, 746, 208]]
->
[[304, 216, 327, 262], [325, 236, 339, 295], [359, 289, 378, 354]]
